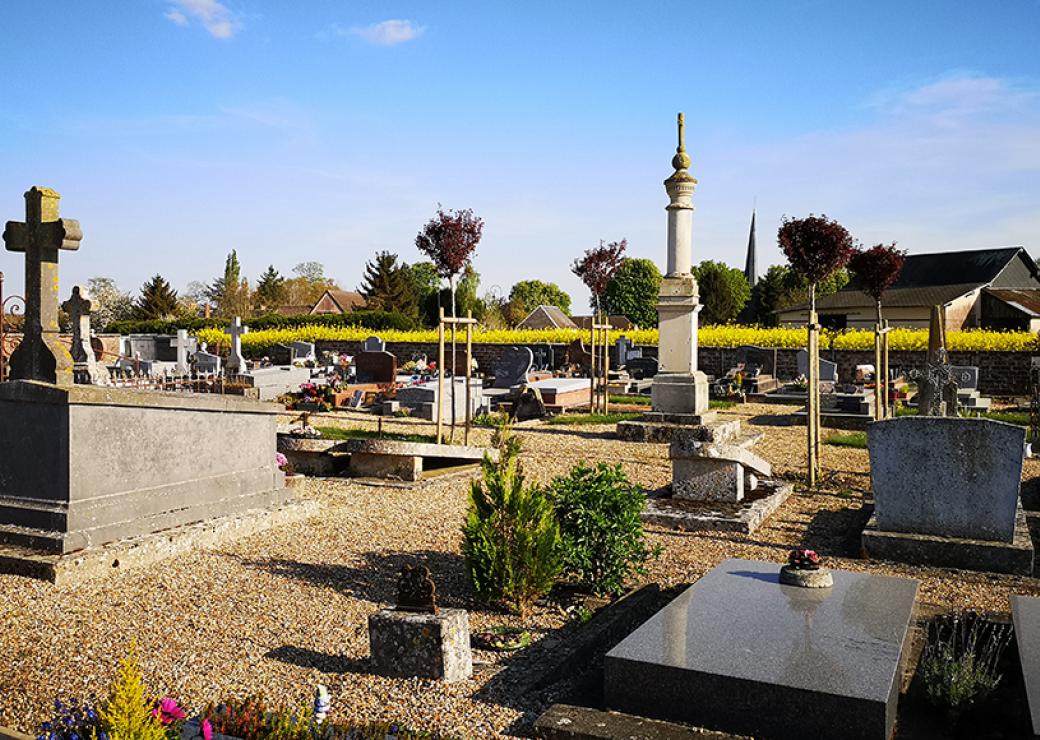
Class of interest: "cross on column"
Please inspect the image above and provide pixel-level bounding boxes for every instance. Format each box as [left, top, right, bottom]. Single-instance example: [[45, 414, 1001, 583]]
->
[[170, 329, 192, 375], [226, 316, 248, 375], [3, 187, 82, 384]]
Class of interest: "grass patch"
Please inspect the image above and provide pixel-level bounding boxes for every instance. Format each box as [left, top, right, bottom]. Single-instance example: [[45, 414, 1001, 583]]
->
[[709, 399, 737, 410], [825, 431, 868, 448], [609, 394, 651, 406], [896, 406, 1029, 426], [315, 426, 437, 444], [547, 412, 642, 426]]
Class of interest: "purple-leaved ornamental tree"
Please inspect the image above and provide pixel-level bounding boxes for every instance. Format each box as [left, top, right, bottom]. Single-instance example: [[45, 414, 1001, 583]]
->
[[415, 207, 484, 320], [777, 215, 857, 316], [848, 243, 906, 327], [572, 239, 627, 319]]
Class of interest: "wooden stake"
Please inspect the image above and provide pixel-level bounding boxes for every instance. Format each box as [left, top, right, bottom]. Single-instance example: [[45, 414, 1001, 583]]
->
[[437, 306, 445, 445], [465, 310, 472, 446]]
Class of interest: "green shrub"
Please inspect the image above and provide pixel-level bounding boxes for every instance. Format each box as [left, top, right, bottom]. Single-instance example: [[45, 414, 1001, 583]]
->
[[461, 425, 561, 615], [548, 462, 659, 596], [920, 612, 1012, 717]]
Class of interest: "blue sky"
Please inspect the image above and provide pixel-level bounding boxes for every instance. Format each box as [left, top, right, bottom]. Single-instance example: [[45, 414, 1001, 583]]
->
[[1, 1, 1039, 307]]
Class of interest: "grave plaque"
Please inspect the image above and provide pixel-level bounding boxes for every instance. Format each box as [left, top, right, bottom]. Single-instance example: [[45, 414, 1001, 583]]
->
[[355, 350, 397, 384], [363, 335, 386, 353], [605, 558, 918, 740], [493, 346, 533, 388]]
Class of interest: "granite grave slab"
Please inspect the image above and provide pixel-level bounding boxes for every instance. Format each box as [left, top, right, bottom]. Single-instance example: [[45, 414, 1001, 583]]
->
[[1011, 595, 1040, 737], [605, 558, 919, 740]]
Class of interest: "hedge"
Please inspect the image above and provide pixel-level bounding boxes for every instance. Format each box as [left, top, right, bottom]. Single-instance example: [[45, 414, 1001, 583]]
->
[[105, 310, 418, 336], [190, 324, 1040, 354]]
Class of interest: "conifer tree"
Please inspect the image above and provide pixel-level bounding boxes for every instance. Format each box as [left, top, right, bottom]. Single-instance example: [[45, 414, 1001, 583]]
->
[[359, 251, 416, 315], [134, 274, 179, 319], [98, 644, 167, 740], [254, 265, 285, 311]]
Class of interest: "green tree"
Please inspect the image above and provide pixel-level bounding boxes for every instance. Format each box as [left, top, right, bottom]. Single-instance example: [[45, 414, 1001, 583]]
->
[[85, 277, 135, 330], [134, 275, 179, 320], [694, 260, 751, 324], [756, 265, 851, 325], [424, 264, 484, 325], [208, 250, 251, 317], [253, 265, 285, 310], [508, 279, 572, 322], [359, 251, 417, 316], [603, 257, 661, 328]]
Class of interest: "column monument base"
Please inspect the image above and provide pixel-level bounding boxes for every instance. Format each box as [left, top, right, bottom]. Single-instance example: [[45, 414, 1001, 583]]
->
[[651, 370, 710, 416]]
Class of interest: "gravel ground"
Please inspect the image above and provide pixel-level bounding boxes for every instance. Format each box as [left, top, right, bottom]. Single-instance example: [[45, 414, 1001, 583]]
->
[[1, 402, 1038, 738]]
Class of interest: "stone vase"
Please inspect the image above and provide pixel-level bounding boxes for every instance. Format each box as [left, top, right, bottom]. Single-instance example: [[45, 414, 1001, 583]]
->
[[779, 565, 833, 588]]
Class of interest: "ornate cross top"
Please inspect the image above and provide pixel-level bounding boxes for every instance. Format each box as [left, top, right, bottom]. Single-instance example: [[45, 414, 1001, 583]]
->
[[671, 112, 691, 172], [2, 187, 83, 385], [61, 285, 93, 363]]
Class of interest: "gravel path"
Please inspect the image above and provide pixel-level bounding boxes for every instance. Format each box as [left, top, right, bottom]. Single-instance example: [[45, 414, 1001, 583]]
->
[[1, 403, 1038, 738]]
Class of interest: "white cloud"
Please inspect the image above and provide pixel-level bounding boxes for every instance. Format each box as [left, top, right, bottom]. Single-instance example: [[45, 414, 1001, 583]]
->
[[342, 19, 425, 46], [164, 0, 240, 39]]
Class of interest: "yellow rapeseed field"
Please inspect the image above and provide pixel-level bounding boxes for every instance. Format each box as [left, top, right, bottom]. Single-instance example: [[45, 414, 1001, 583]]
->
[[195, 324, 1040, 354]]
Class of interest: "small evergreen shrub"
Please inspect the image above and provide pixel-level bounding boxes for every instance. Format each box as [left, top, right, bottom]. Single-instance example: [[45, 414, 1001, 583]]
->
[[549, 462, 659, 596], [461, 425, 561, 615], [920, 612, 1013, 717], [97, 646, 167, 740]]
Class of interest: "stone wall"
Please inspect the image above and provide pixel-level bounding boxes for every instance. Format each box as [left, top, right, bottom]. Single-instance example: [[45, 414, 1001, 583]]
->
[[316, 340, 1035, 397]]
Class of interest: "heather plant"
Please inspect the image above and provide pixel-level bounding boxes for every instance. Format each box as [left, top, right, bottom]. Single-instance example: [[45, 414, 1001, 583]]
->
[[549, 462, 660, 596], [461, 424, 562, 615], [920, 612, 1013, 717]]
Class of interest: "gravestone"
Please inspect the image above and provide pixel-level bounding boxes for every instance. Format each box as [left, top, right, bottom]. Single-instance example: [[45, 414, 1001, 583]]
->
[[625, 356, 659, 380], [170, 329, 196, 375], [532, 344, 554, 372], [737, 345, 776, 377], [268, 343, 292, 366], [950, 365, 991, 412], [226, 317, 248, 375], [195, 350, 221, 375], [61, 286, 102, 385], [614, 336, 636, 368], [290, 341, 316, 363], [492, 346, 533, 388], [796, 349, 837, 383], [355, 350, 397, 384], [396, 378, 483, 421], [605, 559, 918, 740], [864, 416, 1032, 574], [1011, 595, 1040, 737], [363, 335, 385, 353], [3, 186, 82, 384]]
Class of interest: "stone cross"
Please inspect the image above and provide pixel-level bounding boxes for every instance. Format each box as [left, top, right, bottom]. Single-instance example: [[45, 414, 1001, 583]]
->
[[60, 286, 98, 386], [170, 329, 191, 375], [226, 316, 248, 375], [913, 348, 959, 417], [2, 187, 82, 385]]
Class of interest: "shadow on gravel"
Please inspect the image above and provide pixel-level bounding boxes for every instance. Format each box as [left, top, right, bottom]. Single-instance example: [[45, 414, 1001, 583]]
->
[[472, 583, 678, 737], [802, 503, 873, 558], [748, 413, 795, 427], [264, 645, 371, 674], [230, 549, 470, 608]]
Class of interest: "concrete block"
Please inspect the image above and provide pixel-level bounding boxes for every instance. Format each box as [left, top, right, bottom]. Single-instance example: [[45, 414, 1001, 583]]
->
[[368, 607, 473, 681]]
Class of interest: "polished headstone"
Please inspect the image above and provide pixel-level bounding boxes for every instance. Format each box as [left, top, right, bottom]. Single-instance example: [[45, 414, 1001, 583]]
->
[[796, 349, 837, 382], [625, 356, 659, 380], [363, 335, 385, 353], [1011, 595, 1040, 737], [493, 346, 533, 389], [605, 558, 918, 740], [355, 350, 397, 384], [868, 416, 1024, 542]]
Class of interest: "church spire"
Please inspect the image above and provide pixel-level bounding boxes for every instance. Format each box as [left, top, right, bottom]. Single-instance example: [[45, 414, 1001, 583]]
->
[[744, 208, 757, 288]]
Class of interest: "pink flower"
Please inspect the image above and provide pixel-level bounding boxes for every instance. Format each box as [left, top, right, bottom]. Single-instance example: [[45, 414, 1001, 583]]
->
[[275, 452, 288, 468], [201, 718, 213, 740], [152, 697, 186, 725]]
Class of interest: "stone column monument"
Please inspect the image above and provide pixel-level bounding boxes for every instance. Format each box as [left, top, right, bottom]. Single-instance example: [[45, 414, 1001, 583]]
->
[[650, 113, 709, 418]]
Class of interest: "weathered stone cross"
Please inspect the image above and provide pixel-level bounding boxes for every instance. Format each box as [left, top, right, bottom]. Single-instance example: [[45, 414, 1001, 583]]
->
[[61, 285, 95, 365], [2, 187, 82, 385], [226, 316, 248, 375]]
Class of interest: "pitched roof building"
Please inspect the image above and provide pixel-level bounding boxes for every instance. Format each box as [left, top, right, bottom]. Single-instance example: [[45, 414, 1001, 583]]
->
[[776, 246, 1040, 332], [310, 289, 367, 315], [516, 305, 577, 330]]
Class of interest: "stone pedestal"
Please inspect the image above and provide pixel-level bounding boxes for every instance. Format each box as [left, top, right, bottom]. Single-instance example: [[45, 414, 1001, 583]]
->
[[652, 275, 709, 416], [368, 607, 473, 681]]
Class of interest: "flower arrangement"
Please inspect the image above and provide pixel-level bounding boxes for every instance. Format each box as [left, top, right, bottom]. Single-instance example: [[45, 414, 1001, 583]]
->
[[788, 548, 821, 570], [36, 697, 107, 740], [294, 383, 333, 412]]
